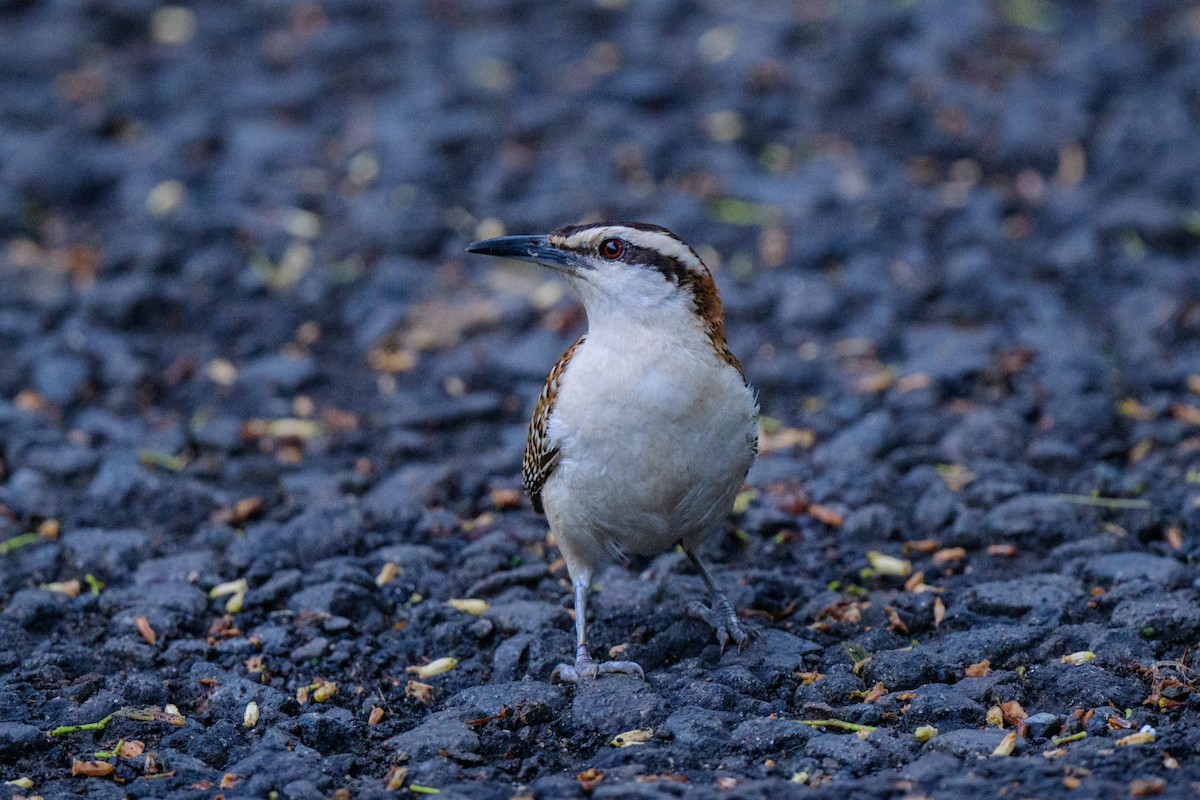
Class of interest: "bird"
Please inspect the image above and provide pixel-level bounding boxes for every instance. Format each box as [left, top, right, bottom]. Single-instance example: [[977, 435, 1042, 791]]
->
[[467, 222, 759, 682]]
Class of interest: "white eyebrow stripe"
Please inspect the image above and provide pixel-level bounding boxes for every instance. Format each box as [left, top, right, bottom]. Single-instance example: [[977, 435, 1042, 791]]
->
[[554, 226, 705, 273]]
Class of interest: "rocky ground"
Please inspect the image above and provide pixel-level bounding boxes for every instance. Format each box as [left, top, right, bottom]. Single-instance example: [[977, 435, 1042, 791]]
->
[[2, 0, 1200, 798]]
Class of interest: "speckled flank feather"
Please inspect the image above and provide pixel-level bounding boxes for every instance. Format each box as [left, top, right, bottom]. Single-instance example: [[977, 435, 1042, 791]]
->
[[524, 333, 586, 514]]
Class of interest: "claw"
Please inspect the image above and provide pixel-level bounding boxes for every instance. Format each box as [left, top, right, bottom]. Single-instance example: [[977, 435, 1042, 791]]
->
[[688, 595, 753, 652], [552, 653, 645, 683]]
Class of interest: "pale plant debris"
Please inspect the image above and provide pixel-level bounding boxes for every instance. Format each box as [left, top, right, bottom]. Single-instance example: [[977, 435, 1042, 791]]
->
[[610, 728, 654, 747], [134, 615, 157, 645], [914, 725, 938, 743], [795, 718, 877, 734], [867, 550, 912, 577], [447, 598, 490, 616], [244, 701, 259, 727], [385, 765, 409, 791], [991, 731, 1017, 757], [935, 463, 977, 492], [406, 657, 458, 679], [1061, 651, 1095, 666], [1116, 725, 1157, 746], [375, 562, 401, 586], [1051, 731, 1087, 746]]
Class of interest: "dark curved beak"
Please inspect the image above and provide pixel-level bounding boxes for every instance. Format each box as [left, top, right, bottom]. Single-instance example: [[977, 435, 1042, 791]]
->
[[466, 234, 581, 273]]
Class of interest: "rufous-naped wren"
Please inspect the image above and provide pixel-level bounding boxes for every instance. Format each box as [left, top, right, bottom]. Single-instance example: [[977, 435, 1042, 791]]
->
[[468, 222, 758, 682]]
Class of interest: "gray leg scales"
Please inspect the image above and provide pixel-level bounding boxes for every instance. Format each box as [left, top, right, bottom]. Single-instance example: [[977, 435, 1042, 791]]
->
[[552, 576, 645, 683]]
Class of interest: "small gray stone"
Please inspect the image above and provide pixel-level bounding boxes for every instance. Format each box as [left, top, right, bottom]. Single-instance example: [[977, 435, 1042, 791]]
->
[[1081, 553, 1186, 588], [290, 637, 329, 661], [985, 494, 1077, 543], [482, 600, 570, 634], [443, 680, 566, 726], [733, 716, 813, 754], [964, 574, 1083, 617], [1023, 712, 1062, 740], [0, 722, 45, 761], [925, 728, 1011, 758], [659, 705, 736, 750], [62, 528, 150, 578], [905, 684, 985, 728], [571, 676, 667, 735], [386, 715, 480, 761]]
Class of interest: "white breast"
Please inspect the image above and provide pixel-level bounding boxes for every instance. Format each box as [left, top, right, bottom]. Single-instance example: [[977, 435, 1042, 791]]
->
[[541, 322, 758, 573]]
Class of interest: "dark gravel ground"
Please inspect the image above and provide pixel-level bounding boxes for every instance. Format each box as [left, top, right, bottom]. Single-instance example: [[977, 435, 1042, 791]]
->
[[2, 0, 1200, 797]]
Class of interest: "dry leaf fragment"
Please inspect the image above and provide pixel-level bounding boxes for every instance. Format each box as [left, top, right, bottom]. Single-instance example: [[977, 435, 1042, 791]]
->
[[577, 768, 604, 792], [490, 488, 523, 510], [965, 659, 991, 678], [118, 740, 145, 758], [884, 606, 908, 634], [71, 760, 115, 777], [385, 765, 409, 791], [135, 615, 157, 645], [1000, 701, 1027, 727], [405, 680, 435, 705], [610, 728, 654, 747], [406, 657, 458, 679], [1172, 403, 1200, 426], [986, 544, 1019, 557], [1165, 526, 1183, 551], [1130, 778, 1166, 797], [987, 705, 1004, 727], [807, 503, 844, 527], [867, 551, 912, 577], [1062, 775, 1081, 789], [933, 596, 946, 627], [863, 683, 888, 704], [903, 539, 939, 556], [991, 731, 1017, 757], [931, 547, 966, 565], [1061, 651, 1095, 666], [220, 773, 241, 788], [368, 706, 385, 726]]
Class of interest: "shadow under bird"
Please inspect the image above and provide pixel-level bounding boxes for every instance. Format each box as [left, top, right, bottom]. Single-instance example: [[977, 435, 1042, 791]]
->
[[468, 222, 759, 681]]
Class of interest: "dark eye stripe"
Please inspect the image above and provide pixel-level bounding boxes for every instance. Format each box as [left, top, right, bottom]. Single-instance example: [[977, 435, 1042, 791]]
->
[[622, 244, 690, 283]]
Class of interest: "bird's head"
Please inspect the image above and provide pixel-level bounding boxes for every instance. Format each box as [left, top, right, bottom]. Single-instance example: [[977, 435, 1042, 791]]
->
[[467, 222, 726, 332]]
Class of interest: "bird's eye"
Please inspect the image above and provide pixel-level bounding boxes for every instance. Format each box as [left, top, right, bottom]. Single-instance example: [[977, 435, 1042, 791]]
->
[[600, 239, 624, 260]]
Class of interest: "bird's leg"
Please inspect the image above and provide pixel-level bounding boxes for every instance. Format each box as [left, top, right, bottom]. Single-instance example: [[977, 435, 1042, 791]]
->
[[551, 574, 645, 683], [684, 548, 751, 651]]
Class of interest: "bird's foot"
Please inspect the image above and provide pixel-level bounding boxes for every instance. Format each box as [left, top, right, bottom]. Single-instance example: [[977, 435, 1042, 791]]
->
[[688, 593, 753, 652], [551, 653, 645, 683]]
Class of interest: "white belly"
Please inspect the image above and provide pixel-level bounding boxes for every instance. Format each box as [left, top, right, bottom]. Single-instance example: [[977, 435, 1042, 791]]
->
[[541, 334, 757, 573]]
